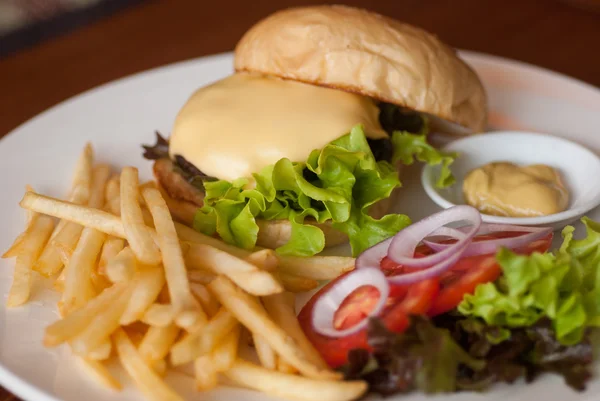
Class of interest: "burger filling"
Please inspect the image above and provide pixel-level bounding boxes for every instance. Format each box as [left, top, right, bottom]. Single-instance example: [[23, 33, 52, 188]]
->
[[143, 73, 456, 257]]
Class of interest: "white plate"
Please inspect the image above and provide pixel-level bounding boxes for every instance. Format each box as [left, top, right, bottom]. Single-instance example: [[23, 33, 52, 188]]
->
[[2, 51, 600, 401], [420, 131, 600, 230]]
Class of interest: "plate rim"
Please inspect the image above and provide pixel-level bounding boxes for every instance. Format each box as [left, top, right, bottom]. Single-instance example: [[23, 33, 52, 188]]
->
[[1, 49, 600, 401]]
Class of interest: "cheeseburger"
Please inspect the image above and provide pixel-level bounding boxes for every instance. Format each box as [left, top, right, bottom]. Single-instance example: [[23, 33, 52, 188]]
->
[[142, 5, 488, 257]]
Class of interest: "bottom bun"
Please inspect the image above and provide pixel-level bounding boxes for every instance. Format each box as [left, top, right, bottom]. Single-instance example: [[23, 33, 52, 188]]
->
[[153, 158, 400, 250]]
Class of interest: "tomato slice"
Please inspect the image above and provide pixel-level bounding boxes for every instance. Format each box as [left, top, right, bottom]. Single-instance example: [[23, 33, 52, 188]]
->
[[382, 231, 553, 317], [298, 231, 553, 368], [297, 275, 438, 368]]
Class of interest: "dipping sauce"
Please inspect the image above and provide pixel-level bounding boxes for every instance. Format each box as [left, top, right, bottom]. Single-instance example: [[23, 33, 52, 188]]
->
[[462, 161, 569, 217]]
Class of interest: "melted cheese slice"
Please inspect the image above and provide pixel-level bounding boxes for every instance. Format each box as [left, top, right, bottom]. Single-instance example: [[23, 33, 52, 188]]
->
[[169, 72, 387, 181]]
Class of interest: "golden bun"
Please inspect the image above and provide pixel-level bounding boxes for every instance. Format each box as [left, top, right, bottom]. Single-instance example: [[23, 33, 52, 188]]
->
[[153, 158, 399, 250], [234, 5, 488, 132]]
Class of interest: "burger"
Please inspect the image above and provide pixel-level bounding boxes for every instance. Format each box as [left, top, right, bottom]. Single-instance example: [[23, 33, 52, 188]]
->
[[142, 5, 488, 257]]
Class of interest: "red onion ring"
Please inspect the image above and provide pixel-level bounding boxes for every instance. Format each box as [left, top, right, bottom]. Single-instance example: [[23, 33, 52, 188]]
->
[[355, 237, 393, 270], [311, 267, 390, 338], [424, 224, 552, 257], [387, 205, 482, 268]]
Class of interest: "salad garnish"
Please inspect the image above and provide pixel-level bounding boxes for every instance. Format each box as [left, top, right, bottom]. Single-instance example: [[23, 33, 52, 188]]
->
[[299, 207, 600, 396]]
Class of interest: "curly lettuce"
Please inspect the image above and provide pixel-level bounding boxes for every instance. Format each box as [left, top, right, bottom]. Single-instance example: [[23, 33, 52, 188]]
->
[[193, 124, 455, 257], [458, 217, 600, 345]]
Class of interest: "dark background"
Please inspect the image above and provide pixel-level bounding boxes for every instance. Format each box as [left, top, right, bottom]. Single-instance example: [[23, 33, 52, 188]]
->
[[0, 0, 600, 399]]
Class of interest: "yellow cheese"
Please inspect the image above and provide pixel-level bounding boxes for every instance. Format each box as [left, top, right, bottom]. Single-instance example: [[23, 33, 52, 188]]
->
[[169, 72, 387, 181]]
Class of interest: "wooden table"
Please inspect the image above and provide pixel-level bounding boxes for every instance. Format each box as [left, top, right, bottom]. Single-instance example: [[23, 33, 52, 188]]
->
[[0, 0, 599, 399]]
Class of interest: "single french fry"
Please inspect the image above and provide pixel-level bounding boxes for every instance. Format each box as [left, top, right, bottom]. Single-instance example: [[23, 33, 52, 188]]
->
[[211, 324, 240, 372], [105, 246, 137, 283], [194, 355, 218, 391], [225, 360, 367, 401], [120, 267, 165, 325], [7, 215, 55, 306], [190, 283, 220, 317], [150, 358, 167, 376], [277, 255, 356, 280], [61, 227, 107, 314], [69, 284, 132, 355], [3, 187, 40, 258], [20, 193, 126, 237], [207, 276, 340, 381], [78, 357, 122, 390], [2, 230, 28, 259], [98, 237, 125, 272], [88, 164, 112, 208], [69, 143, 94, 203], [142, 188, 202, 328], [253, 333, 276, 370], [54, 243, 72, 266], [87, 339, 112, 361], [138, 324, 180, 362], [121, 167, 161, 265], [185, 243, 283, 296], [44, 283, 127, 347], [113, 329, 183, 401], [278, 272, 319, 293], [263, 293, 328, 369], [170, 307, 237, 366], [54, 269, 65, 293], [142, 304, 176, 328], [245, 249, 279, 271], [187, 270, 216, 284], [105, 175, 121, 216]]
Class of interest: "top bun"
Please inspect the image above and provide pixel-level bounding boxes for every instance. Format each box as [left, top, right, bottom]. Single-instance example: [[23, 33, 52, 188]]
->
[[234, 5, 487, 132]]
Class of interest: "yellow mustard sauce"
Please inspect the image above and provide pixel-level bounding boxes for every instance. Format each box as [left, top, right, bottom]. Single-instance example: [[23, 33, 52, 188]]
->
[[462, 161, 569, 217]]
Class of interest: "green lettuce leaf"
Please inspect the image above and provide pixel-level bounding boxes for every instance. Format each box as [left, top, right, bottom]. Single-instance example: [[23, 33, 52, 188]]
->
[[193, 124, 454, 257], [458, 217, 600, 345], [391, 131, 457, 187]]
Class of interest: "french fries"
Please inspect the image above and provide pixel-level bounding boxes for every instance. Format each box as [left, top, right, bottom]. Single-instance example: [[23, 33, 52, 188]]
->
[[207, 276, 341, 381], [98, 237, 125, 271], [121, 167, 161, 265], [78, 357, 122, 390], [254, 333, 277, 369], [114, 329, 183, 401], [185, 243, 283, 296], [194, 355, 218, 391], [105, 246, 137, 283], [33, 144, 94, 277], [120, 267, 165, 325], [190, 282, 220, 317], [6, 214, 54, 306], [7, 145, 369, 401], [142, 187, 203, 328], [69, 284, 133, 355], [225, 360, 367, 401], [211, 325, 240, 372], [170, 307, 237, 366], [138, 324, 180, 362], [45, 283, 127, 347], [263, 292, 328, 369], [142, 303, 175, 327], [61, 226, 107, 313]]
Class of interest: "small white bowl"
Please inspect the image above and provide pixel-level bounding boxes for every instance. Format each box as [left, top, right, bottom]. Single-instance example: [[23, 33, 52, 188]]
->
[[421, 131, 600, 230]]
